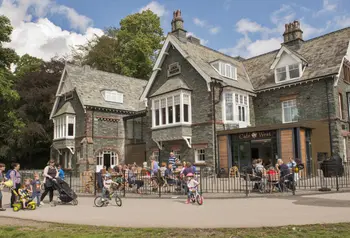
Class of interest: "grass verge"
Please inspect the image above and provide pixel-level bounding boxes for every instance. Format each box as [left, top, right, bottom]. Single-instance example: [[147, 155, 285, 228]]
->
[[1, 217, 350, 238]]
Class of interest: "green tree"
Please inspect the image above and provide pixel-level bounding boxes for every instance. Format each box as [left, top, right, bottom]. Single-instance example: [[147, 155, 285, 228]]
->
[[75, 10, 164, 79], [15, 54, 42, 78], [0, 15, 22, 159]]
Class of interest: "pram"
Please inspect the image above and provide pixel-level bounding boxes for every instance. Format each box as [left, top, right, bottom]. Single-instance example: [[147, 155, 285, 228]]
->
[[52, 178, 78, 205]]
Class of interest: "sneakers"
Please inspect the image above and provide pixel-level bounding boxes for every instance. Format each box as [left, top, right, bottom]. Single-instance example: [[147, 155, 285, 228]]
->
[[40, 201, 45, 206], [0, 208, 5, 211], [185, 199, 190, 204]]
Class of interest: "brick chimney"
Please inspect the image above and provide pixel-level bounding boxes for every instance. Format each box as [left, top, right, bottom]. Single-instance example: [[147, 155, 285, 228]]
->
[[171, 10, 187, 42], [283, 20, 303, 48]]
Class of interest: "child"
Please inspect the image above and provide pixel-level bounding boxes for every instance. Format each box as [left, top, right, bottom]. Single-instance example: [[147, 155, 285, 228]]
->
[[0, 163, 5, 211], [18, 178, 33, 209], [102, 174, 117, 203], [159, 162, 167, 177], [32, 173, 42, 206], [185, 173, 199, 204], [58, 165, 65, 180]]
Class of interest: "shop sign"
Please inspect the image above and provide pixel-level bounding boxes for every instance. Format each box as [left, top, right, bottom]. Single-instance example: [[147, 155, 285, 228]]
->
[[236, 130, 276, 140]]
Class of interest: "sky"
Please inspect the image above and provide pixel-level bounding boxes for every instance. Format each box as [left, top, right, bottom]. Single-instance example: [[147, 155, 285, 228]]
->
[[0, 0, 350, 61]]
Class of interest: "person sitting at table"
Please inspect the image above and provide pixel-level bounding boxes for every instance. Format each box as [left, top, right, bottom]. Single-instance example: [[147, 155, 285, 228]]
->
[[128, 165, 144, 194]]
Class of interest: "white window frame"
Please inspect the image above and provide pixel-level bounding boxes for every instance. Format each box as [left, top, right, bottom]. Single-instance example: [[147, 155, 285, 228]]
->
[[194, 149, 206, 163], [339, 93, 343, 120], [211, 61, 237, 80], [282, 99, 298, 123], [343, 137, 348, 162], [103, 90, 123, 103], [151, 90, 192, 129], [275, 63, 302, 83], [222, 91, 249, 127], [53, 114, 76, 140]]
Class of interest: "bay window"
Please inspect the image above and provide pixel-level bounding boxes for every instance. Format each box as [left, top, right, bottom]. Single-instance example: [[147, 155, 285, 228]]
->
[[53, 114, 75, 139], [152, 91, 191, 128], [223, 92, 249, 126]]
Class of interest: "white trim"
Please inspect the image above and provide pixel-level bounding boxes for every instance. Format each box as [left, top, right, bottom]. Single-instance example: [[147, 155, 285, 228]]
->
[[274, 63, 302, 84], [182, 136, 191, 148], [53, 114, 76, 140], [140, 35, 211, 101], [211, 61, 237, 80], [50, 68, 67, 119], [282, 99, 298, 123], [334, 56, 346, 87], [270, 46, 303, 70], [67, 146, 75, 155], [153, 139, 163, 150], [194, 148, 206, 163], [222, 90, 249, 127]]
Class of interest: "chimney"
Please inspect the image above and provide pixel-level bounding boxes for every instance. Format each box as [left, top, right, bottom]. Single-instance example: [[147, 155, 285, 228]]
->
[[171, 10, 187, 42], [187, 35, 201, 45], [283, 20, 303, 48]]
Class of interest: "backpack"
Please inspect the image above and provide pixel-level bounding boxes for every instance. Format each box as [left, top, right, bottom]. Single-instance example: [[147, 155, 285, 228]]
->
[[5, 170, 15, 180]]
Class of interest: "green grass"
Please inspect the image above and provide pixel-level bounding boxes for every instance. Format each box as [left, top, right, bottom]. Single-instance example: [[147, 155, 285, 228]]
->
[[1, 220, 350, 238]]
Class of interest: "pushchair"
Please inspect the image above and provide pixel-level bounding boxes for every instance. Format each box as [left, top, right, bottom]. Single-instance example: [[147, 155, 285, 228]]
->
[[52, 178, 78, 205]]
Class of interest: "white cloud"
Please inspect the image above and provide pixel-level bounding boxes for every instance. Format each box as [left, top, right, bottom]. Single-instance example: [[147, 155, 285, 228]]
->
[[193, 17, 220, 35], [246, 38, 281, 56], [0, 0, 103, 61], [209, 27, 220, 35], [314, 0, 337, 16], [51, 5, 92, 32], [139, 1, 167, 17], [187, 32, 208, 46], [236, 18, 265, 33], [334, 15, 350, 28]]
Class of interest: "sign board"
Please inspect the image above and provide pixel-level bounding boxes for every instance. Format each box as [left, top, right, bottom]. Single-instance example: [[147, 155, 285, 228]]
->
[[233, 130, 276, 140], [167, 62, 181, 77]]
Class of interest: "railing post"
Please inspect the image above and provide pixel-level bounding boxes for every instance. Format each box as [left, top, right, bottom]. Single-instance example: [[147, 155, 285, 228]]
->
[[200, 167, 203, 194], [292, 165, 296, 195], [158, 170, 161, 198], [245, 173, 249, 197], [94, 172, 97, 196], [123, 169, 126, 197], [69, 171, 72, 188]]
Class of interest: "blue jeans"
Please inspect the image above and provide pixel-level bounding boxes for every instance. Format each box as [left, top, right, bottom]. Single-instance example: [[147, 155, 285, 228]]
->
[[187, 190, 194, 199], [0, 190, 2, 200], [102, 188, 109, 199], [33, 193, 41, 206]]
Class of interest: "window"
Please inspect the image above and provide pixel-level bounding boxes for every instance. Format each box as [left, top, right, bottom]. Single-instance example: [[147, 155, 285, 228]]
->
[[282, 99, 298, 123], [152, 92, 191, 128], [339, 93, 344, 120], [223, 92, 249, 125], [103, 90, 123, 103], [195, 149, 206, 163], [53, 114, 75, 139], [275, 63, 301, 83], [211, 61, 236, 80]]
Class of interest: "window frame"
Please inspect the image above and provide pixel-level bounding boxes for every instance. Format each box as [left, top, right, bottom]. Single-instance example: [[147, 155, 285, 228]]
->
[[339, 93, 344, 120], [275, 63, 302, 83], [103, 90, 123, 103], [282, 99, 298, 123], [151, 90, 192, 129], [222, 91, 249, 127], [195, 149, 206, 163], [211, 61, 237, 80], [53, 114, 76, 140]]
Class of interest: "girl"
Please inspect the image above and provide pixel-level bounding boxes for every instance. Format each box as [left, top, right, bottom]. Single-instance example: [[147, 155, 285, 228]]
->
[[18, 179, 32, 209], [41, 159, 59, 206], [9, 163, 21, 208], [185, 173, 199, 204]]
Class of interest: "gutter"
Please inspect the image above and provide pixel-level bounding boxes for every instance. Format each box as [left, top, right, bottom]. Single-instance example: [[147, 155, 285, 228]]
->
[[325, 76, 334, 156]]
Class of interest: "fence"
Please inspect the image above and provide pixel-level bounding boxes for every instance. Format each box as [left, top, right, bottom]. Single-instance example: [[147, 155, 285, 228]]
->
[[18, 163, 350, 198]]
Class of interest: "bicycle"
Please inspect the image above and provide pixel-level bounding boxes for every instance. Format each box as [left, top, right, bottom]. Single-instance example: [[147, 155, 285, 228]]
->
[[94, 190, 122, 207], [189, 186, 203, 205]]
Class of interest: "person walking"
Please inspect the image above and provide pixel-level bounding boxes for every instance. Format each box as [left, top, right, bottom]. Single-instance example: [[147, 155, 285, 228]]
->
[[57, 165, 65, 180], [0, 163, 6, 211], [41, 159, 59, 206], [9, 163, 21, 208]]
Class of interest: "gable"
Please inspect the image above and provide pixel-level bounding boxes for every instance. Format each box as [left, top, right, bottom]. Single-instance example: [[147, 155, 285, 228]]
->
[[275, 52, 299, 69]]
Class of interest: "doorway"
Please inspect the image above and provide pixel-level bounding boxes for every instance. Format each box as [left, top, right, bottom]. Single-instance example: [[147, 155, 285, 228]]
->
[[96, 151, 118, 172], [251, 139, 273, 166]]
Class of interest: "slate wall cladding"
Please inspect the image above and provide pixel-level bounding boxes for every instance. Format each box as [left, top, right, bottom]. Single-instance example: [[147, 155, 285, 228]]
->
[[145, 46, 214, 164]]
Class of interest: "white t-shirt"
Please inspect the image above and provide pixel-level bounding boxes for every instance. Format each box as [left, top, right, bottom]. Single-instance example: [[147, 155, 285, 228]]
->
[[187, 179, 199, 189], [104, 179, 113, 189]]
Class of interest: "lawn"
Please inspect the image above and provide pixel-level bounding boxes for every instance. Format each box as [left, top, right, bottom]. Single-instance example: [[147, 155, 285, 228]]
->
[[1, 217, 350, 238]]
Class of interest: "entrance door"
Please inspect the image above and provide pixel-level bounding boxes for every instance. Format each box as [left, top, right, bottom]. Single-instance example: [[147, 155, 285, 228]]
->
[[96, 151, 118, 172], [104, 153, 111, 169]]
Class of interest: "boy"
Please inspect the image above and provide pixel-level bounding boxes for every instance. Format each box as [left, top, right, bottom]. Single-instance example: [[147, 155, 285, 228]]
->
[[58, 165, 65, 180], [18, 179, 32, 209], [102, 174, 118, 203], [0, 163, 5, 211], [185, 173, 199, 204], [32, 173, 42, 206]]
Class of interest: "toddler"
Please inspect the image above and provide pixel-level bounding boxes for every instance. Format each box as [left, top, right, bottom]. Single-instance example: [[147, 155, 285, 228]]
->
[[185, 173, 199, 204], [32, 173, 42, 206], [18, 178, 32, 208]]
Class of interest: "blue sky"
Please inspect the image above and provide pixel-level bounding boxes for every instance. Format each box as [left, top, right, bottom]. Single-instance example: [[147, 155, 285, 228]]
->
[[1, 0, 349, 60]]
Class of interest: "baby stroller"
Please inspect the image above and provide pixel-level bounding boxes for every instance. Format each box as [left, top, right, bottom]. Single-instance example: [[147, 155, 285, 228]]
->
[[52, 178, 78, 206]]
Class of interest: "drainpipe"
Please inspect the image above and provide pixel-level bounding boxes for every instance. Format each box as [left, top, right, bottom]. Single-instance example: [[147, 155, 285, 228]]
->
[[211, 80, 224, 174], [325, 78, 333, 156]]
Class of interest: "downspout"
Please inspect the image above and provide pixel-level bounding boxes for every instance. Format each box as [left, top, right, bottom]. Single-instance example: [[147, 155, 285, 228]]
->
[[211, 80, 224, 174], [325, 78, 334, 156]]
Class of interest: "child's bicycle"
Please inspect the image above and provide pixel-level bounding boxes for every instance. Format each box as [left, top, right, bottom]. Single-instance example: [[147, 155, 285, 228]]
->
[[94, 190, 122, 207], [189, 185, 203, 205]]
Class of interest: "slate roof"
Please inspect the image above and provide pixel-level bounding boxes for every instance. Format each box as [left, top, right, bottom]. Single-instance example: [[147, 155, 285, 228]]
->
[[53, 101, 75, 117], [169, 35, 255, 93], [243, 27, 350, 91], [64, 64, 147, 111], [150, 76, 191, 97]]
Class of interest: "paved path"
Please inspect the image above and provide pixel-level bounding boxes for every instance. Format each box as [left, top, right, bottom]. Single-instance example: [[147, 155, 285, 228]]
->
[[1, 191, 350, 228]]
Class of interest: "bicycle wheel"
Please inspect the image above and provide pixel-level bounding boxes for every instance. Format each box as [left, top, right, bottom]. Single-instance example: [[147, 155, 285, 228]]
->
[[94, 196, 104, 207], [196, 194, 203, 205], [115, 195, 122, 207]]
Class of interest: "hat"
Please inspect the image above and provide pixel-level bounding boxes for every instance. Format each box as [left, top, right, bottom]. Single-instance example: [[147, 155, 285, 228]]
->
[[186, 173, 194, 177]]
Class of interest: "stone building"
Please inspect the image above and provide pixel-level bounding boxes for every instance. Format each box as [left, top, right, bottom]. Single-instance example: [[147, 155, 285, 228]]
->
[[50, 10, 350, 174], [49, 64, 147, 172]]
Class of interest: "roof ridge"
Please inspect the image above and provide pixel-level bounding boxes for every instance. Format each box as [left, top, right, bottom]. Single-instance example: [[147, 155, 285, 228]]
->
[[244, 26, 350, 62], [65, 63, 148, 82]]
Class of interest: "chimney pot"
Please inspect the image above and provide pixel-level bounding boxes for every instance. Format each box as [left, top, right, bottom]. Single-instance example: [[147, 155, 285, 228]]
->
[[170, 9, 187, 42], [283, 20, 303, 48]]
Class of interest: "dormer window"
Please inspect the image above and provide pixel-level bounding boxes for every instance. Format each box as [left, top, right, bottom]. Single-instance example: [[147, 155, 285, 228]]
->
[[211, 61, 236, 80], [102, 90, 123, 103], [275, 63, 301, 83]]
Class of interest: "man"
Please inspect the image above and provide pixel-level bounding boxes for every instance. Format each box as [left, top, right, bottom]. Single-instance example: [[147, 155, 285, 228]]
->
[[168, 152, 177, 171], [276, 159, 290, 178]]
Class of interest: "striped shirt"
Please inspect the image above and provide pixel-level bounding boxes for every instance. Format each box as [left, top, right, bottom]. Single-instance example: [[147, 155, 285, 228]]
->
[[168, 156, 176, 168]]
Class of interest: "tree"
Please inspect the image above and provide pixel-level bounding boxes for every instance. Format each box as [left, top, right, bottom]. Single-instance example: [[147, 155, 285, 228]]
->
[[75, 10, 164, 79], [13, 57, 65, 168], [15, 54, 42, 78], [0, 15, 22, 160]]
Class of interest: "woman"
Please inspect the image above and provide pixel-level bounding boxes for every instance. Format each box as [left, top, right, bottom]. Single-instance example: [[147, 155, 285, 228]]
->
[[128, 165, 144, 194], [41, 159, 59, 206], [9, 163, 21, 208]]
